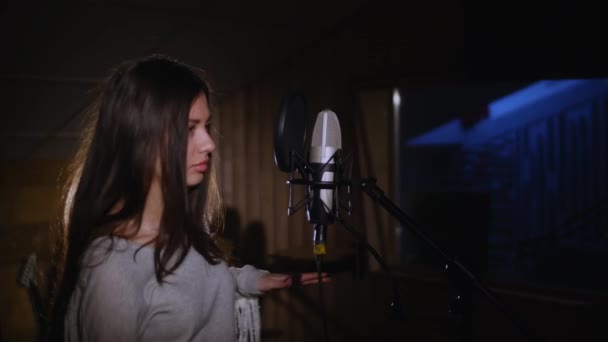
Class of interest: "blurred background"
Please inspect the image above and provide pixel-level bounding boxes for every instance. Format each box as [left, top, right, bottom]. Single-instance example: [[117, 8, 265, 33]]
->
[[1, 0, 607, 341]]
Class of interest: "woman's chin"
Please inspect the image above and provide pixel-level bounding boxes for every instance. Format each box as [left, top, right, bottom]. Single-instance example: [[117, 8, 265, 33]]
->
[[186, 173, 204, 187]]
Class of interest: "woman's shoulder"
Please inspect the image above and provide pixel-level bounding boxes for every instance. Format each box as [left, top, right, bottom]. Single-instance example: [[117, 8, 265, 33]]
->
[[69, 237, 159, 330], [81, 236, 155, 282]]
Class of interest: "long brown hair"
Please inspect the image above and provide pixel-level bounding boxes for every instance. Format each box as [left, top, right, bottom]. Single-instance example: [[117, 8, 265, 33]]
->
[[46, 55, 225, 341]]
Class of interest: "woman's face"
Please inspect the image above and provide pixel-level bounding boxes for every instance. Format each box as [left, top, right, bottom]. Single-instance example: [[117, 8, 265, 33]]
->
[[186, 93, 215, 186]]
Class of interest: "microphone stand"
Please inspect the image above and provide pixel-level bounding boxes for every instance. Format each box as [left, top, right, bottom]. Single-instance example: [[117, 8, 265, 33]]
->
[[284, 149, 539, 341], [329, 214, 403, 319], [286, 150, 404, 341], [356, 177, 542, 342], [313, 223, 330, 342]]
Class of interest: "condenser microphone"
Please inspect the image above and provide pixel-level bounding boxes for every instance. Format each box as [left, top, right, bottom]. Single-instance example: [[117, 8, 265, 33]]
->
[[307, 109, 342, 225]]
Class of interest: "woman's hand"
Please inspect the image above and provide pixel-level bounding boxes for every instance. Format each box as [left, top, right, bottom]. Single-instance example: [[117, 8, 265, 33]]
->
[[258, 272, 331, 293]]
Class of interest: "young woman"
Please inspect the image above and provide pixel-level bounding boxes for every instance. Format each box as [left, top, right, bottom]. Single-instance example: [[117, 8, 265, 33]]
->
[[47, 55, 326, 341]]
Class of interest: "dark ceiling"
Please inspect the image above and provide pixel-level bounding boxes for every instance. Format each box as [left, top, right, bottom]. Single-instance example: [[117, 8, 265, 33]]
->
[[1, 0, 372, 92], [1, 0, 606, 161], [0, 0, 370, 160]]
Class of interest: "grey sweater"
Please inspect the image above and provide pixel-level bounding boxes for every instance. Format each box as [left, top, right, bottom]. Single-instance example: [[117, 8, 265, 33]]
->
[[65, 237, 267, 342]]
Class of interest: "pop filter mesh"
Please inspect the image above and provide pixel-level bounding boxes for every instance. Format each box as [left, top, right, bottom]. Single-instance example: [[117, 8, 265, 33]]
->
[[274, 93, 308, 172]]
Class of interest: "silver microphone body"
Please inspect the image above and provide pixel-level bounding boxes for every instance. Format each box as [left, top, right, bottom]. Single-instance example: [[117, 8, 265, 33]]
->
[[307, 110, 342, 225], [309, 145, 338, 212]]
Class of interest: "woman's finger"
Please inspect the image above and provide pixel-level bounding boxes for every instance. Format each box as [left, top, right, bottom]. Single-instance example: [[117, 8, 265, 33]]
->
[[297, 272, 331, 286], [299, 276, 331, 285], [299, 272, 328, 282], [259, 273, 293, 292]]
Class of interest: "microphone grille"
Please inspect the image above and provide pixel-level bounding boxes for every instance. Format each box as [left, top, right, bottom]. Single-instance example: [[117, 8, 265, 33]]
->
[[311, 110, 342, 148]]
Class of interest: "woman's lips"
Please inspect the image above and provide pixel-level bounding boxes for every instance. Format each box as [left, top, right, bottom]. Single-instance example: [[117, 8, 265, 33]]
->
[[193, 162, 208, 172]]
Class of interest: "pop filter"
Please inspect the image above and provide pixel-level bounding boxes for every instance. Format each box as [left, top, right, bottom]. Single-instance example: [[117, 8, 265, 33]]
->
[[274, 93, 308, 172]]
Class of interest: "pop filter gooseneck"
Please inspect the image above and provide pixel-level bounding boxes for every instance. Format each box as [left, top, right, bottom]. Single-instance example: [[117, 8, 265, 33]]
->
[[273, 93, 308, 173]]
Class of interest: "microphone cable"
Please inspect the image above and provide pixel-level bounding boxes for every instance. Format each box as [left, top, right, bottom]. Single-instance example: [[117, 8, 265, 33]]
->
[[313, 224, 330, 342]]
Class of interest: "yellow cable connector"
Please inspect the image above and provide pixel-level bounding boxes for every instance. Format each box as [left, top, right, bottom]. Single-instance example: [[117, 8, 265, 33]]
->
[[314, 244, 326, 255]]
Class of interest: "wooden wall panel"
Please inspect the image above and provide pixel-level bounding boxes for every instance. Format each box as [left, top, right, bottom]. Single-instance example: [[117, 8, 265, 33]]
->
[[0, 160, 67, 341], [215, 96, 234, 207], [232, 92, 248, 226]]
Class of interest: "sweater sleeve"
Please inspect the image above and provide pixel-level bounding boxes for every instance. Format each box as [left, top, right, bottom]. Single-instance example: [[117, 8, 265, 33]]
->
[[229, 265, 269, 297], [77, 258, 141, 342]]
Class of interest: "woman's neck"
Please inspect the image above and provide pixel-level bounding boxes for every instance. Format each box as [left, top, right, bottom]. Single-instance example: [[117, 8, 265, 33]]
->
[[110, 179, 164, 245], [133, 180, 164, 244]]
